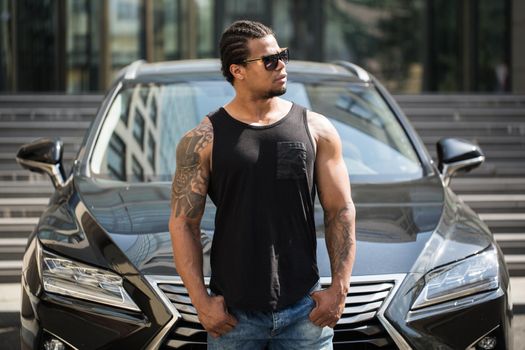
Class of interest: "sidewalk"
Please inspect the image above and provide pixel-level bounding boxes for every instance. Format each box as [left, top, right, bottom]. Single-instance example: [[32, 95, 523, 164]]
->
[[0, 284, 20, 312], [513, 278, 525, 313]]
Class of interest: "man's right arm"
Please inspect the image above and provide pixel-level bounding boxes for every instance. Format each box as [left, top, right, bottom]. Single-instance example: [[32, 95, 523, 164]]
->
[[169, 117, 237, 338]]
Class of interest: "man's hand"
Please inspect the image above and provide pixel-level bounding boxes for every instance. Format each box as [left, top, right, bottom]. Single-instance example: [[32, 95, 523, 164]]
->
[[308, 286, 346, 328], [195, 294, 238, 338]]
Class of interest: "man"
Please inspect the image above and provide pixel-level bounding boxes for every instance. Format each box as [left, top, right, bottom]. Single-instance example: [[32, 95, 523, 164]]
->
[[169, 20, 356, 349]]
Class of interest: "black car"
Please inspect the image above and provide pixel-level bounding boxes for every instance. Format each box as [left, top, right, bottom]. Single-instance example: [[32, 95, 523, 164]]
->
[[17, 59, 513, 350]]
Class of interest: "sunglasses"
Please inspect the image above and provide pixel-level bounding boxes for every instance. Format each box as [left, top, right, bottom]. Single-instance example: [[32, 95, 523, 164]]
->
[[243, 48, 289, 71]]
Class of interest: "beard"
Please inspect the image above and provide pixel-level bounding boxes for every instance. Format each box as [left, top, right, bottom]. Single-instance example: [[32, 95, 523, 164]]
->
[[263, 86, 287, 99]]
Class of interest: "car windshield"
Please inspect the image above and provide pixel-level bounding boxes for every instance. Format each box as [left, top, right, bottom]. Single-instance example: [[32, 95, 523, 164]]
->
[[90, 79, 423, 183]]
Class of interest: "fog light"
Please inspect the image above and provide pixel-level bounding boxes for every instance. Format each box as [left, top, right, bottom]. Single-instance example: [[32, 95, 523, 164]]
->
[[477, 336, 496, 350], [44, 338, 66, 350]]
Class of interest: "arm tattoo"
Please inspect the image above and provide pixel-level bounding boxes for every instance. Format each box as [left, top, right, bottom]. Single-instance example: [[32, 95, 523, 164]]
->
[[324, 203, 355, 276], [171, 121, 213, 219]]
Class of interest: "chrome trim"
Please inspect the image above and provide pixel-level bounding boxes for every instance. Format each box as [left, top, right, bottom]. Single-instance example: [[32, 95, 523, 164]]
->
[[166, 339, 207, 348], [164, 293, 192, 304], [84, 81, 122, 178], [333, 61, 371, 82], [146, 274, 411, 349], [177, 312, 200, 323], [348, 283, 393, 293], [352, 324, 382, 336], [16, 158, 66, 189], [173, 303, 197, 314], [412, 278, 498, 310], [160, 285, 188, 294], [144, 275, 182, 350], [337, 311, 376, 324], [317, 274, 403, 286], [124, 59, 146, 80], [373, 274, 413, 350], [442, 155, 485, 186], [343, 300, 382, 314], [407, 287, 504, 323], [175, 327, 204, 337], [43, 329, 79, 350], [346, 290, 390, 303], [35, 238, 43, 295]]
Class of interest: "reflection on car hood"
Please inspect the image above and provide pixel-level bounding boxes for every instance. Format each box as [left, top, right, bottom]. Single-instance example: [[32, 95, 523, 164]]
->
[[72, 174, 463, 277]]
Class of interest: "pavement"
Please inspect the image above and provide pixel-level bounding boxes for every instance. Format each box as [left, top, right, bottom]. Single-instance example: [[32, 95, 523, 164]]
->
[[0, 284, 20, 313], [516, 316, 525, 350], [1, 280, 524, 349]]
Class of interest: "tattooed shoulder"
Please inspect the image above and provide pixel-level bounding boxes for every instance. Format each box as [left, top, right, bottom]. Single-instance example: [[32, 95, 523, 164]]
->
[[171, 118, 214, 219], [188, 117, 214, 153]]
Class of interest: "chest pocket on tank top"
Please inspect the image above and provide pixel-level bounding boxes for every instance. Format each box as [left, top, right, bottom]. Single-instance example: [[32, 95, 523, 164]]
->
[[276, 141, 307, 179]]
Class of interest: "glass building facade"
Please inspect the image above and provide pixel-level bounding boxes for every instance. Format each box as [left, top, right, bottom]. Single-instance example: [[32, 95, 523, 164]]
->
[[0, 0, 521, 93]]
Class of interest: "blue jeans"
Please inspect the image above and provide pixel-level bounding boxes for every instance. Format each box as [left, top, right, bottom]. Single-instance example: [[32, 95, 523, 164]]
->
[[207, 281, 334, 349]]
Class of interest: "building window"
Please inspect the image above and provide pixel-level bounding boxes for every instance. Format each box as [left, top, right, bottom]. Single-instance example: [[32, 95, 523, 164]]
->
[[323, 0, 424, 93], [71, 34, 87, 53], [152, 0, 181, 61], [131, 156, 144, 182], [117, 1, 138, 20], [133, 109, 145, 149], [109, 0, 143, 78], [150, 97, 157, 125], [107, 134, 126, 181], [147, 131, 156, 168], [72, 0, 85, 14]]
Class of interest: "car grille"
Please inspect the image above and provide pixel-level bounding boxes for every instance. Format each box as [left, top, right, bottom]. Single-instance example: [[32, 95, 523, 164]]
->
[[157, 279, 399, 349], [158, 283, 208, 349], [331, 281, 397, 349]]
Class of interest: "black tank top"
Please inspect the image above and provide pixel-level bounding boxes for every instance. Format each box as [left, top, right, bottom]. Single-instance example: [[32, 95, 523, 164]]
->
[[207, 103, 319, 311]]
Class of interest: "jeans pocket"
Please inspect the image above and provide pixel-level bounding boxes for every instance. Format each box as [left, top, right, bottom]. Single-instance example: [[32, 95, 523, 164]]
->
[[276, 141, 307, 179], [307, 280, 322, 303]]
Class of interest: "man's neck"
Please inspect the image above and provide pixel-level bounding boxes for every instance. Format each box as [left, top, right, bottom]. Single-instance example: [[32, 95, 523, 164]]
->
[[225, 95, 291, 124]]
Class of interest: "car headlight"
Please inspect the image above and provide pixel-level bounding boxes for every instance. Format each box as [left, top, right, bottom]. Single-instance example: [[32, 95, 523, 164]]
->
[[38, 242, 140, 312], [412, 246, 499, 310]]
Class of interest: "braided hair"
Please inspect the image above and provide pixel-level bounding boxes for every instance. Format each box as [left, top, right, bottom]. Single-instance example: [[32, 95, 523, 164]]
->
[[219, 20, 275, 85]]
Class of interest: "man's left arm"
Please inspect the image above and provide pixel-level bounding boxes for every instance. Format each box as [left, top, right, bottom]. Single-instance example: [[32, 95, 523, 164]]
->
[[308, 111, 356, 328]]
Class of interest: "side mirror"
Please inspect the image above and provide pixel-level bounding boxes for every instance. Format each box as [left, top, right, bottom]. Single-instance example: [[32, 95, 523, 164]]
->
[[437, 137, 485, 186], [16, 138, 66, 189]]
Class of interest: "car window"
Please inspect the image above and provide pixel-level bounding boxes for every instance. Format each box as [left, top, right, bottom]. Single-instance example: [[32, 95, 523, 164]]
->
[[306, 83, 422, 182], [89, 79, 422, 183]]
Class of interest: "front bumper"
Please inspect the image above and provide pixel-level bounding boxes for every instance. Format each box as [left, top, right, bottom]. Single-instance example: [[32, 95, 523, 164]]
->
[[146, 274, 513, 350], [20, 237, 513, 350]]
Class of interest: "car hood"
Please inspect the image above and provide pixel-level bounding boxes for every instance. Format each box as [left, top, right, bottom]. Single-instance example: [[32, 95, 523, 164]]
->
[[65, 174, 491, 278]]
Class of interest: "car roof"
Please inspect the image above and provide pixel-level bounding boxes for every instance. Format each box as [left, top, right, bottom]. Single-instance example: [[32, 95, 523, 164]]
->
[[120, 59, 369, 84]]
